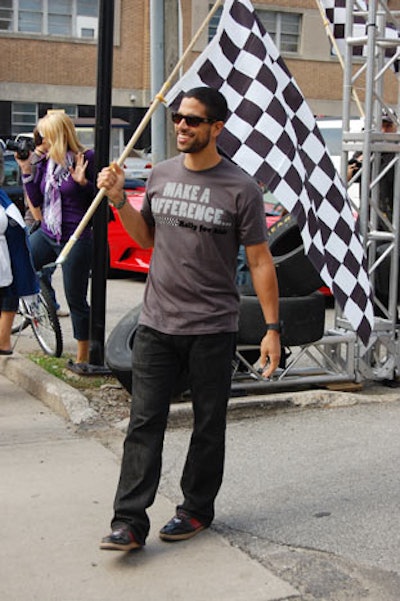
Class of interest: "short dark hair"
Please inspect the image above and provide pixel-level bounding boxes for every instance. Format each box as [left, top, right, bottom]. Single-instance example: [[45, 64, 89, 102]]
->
[[182, 87, 228, 122]]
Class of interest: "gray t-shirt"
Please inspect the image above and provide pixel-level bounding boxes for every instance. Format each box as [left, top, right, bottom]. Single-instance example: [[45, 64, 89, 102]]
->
[[139, 154, 267, 335]]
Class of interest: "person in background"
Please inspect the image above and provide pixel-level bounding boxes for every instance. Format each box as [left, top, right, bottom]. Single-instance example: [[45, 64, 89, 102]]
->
[[23, 124, 48, 230], [23, 124, 69, 318], [0, 145, 39, 354], [347, 112, 398, 318], [347, 112, 397, 221], [0, 202, 12, 297], [374, 113, 398, 318], [377, 113, 397, 223], [15, 111, 95, 368], [97, 86, 280, 552]]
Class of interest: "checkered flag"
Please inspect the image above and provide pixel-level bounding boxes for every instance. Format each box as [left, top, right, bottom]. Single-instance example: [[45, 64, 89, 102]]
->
[[165, 0, 373, 345], [320, 0, 399, 64]]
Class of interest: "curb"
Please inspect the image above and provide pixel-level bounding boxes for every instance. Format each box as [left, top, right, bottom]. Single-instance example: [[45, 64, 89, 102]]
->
[[0, 353, 97, 425], [3, 353, 400, 431]]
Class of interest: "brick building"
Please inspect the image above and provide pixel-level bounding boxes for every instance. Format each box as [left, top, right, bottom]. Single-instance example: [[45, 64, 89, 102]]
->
[[0, 0, 397, 147]]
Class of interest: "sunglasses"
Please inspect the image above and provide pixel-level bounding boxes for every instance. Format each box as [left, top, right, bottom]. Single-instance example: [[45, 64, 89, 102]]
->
[[171, 112, 216, 127]]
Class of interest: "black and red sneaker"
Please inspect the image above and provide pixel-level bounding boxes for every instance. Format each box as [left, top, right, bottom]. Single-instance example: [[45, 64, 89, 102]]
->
[[100, 523, 142, 551], [159, 510, 207, 542]]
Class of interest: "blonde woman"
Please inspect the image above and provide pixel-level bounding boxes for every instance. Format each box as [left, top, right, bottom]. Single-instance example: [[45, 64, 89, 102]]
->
[[16, 112, 95, 368]]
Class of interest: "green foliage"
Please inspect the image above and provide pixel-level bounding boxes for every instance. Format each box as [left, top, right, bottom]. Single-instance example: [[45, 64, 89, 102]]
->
[[28, 353, 118, 391]]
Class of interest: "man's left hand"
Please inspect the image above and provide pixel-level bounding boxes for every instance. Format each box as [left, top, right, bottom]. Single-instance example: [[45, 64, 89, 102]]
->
[[259, 330, 281, 378]]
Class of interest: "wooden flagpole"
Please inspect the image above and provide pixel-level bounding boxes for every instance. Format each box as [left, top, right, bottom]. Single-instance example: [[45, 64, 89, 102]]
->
[[56, 0, 224, 265]]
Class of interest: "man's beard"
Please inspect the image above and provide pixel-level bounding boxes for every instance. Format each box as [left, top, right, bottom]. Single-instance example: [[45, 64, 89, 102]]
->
[[177, 131, 211, 154]]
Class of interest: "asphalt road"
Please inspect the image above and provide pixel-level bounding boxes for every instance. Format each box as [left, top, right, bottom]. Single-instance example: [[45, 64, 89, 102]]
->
[[159, 401, 400, 600]]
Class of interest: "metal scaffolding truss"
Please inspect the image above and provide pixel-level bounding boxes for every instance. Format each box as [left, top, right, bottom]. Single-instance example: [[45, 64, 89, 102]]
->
[[338, 0, 400, 382], [235, 0, 400, 393]]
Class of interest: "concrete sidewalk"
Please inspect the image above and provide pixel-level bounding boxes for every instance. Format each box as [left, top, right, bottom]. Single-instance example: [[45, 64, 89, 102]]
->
[[0, 366, 299, 601], [3, 350, 400, 601]]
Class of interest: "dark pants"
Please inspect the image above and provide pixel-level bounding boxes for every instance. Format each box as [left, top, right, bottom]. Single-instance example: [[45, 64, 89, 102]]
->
[[29, 228, 92, 340], [112, 325, 236, 545]]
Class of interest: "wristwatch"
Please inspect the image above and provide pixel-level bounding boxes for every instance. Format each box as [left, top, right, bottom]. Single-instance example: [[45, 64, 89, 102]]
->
[[109, 191, 127, 210], [265, 322, 281, 333]]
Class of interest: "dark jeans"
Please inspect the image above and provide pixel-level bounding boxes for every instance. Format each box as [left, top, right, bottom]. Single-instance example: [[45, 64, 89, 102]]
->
[[112, 325, 236, 544], [29, 228, 92, 340]]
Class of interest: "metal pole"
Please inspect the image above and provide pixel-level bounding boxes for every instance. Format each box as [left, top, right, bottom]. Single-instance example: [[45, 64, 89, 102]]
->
[[150, 0, 166, 164], [88, 0, 115, 369]]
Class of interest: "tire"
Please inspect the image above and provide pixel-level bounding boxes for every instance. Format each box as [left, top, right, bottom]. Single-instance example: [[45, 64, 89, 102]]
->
[[105, 304, 142, 393], [267, 214, 323, 297], [105, 304, 189, 396], [266, 213, 302, 254], [237, 293, 325, 348], [273, 245, 324, 297], [28, 280, 63, 357]]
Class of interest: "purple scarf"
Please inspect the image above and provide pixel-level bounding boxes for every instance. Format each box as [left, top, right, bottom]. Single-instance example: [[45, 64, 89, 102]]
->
[[43, 151, 74, 242]]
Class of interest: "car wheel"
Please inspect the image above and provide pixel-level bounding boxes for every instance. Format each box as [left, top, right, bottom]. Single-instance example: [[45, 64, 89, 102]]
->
[[267, 214, 323, 297], [105, 304, 188, 396]]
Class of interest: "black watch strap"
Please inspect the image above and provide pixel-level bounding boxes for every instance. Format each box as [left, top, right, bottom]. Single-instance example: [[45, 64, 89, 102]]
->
[[265, 322, 281, 333]]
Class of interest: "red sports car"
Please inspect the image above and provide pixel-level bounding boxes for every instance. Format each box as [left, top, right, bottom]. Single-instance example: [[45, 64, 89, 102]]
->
[[108, 180, 152, 274]]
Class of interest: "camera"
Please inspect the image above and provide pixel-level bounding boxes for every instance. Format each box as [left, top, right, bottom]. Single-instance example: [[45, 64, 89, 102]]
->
[[6, 138, 35, 160], [348, 157, 362, 170]]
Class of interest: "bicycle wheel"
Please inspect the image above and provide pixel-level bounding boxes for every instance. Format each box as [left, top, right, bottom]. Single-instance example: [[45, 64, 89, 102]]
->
[[11, 299, 30, 334], [28, 282, 63, 357]]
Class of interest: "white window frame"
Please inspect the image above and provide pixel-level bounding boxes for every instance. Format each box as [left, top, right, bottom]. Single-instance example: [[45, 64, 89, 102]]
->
[[258, 10, 301, 54], [11, 101, 38, 136], [0, 1, 14, 31], [207, 5, 301, 55], [0, 0, 99, 39]]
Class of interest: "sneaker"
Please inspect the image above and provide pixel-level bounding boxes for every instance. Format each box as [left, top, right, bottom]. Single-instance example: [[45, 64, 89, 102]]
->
[[159, 510, 206, 542], [100, 524, 142, 551], [56, 309, 70, 317]]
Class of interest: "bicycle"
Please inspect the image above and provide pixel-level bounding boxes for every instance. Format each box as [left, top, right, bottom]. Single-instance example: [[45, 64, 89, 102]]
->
[[11, 275, 63, 357]]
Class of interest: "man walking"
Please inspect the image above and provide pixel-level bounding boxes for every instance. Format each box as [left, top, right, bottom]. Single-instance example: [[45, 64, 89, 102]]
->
[[97, 87, 280, 551]]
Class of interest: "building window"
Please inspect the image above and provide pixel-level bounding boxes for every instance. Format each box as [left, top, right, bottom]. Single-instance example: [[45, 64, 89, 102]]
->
[[207, 5, 222, 42], [18, 0, 42, 34], [48, 0, 72, 36], [208, 5, 301, 54], [51, 103, 77, 118], [0, 0, 99, 38], [259, 11, 301, 53], [11, 102, 37, 135], [0, 1, 13, 31], [77, 0, 97, 17], [80, 26, 93, 37]]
